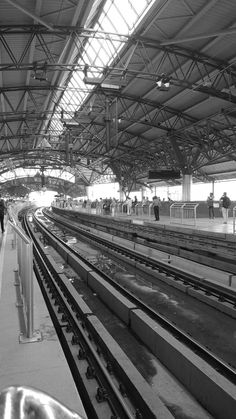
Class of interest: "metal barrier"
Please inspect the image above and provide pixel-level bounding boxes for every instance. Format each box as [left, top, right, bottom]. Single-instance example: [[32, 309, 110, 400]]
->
[[134, 203, 143, 216], [142, 204, 149, 216], [170, 203, 184, 224], [170, 202, 199, 226], [148, 203, 153, 217], [233, 206, 236, 233], [9, 221, 41, 343]]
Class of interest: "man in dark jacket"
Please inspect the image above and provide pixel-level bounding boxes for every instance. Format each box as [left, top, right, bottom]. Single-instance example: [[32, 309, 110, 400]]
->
[[152, 196, 161, 221], [219, 192, 231, 224], [0, 194, 6, 233]]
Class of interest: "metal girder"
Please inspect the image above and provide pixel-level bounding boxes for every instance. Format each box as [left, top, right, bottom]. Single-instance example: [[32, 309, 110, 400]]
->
[[76, 91, 236, 170], [0, 175, 86, 197], [0, 24, 235, 71], [0, 25, 235, 101], [1, 0, 236, 190], [0, 60, 235, 105]]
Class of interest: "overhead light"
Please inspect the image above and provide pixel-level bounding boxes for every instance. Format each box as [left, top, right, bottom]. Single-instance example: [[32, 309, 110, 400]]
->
[[62, 120, 80, 128], [156, 74, 171, 91], [83, 76, 102, 85], [84, 76, 125, 90], [32, 73, 48, 82], [101, 82, 121, 90], [31, 62, 48, 82]]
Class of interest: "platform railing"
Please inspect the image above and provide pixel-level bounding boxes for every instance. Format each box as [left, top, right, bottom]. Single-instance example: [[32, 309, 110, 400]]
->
[[233, 206, 236, 234], [148, 203, 153, 217], [170, 202, 184, 224], [9, 221, 41, 343], [170, 202, 199, 226]]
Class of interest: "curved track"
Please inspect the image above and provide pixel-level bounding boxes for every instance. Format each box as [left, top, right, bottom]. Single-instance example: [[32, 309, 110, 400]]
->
[[53, 207, 236, 274], [21, 209, 236, 419]]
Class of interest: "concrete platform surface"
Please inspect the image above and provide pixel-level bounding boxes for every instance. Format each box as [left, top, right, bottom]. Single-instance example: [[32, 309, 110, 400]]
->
[[0, 223, 87, 418]]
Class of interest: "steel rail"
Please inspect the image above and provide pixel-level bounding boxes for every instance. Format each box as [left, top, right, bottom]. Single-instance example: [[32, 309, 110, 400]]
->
[[23, 215, 160, 419], [61, 209, 236, 258], [52, 208, 236, 279], [45, 210, 236, 306], [34, 210, 236, 384]]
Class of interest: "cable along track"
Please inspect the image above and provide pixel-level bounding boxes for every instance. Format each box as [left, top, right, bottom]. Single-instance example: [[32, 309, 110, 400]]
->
[[26, 210, 236, 419]]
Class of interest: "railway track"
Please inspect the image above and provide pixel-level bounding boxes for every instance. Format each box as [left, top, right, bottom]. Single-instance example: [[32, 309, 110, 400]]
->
[[21, 208, 236, 419], [44, 208, 236, 316], [52, 207, 236, 274], [24, 214, 171, 419]]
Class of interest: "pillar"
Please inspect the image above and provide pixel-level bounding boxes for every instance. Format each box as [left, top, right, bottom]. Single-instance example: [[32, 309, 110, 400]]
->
[[105, 97, 111, 150], [119, 184, 125, 201], [212, 180, 215, 196], [182, 173, 192, 201]]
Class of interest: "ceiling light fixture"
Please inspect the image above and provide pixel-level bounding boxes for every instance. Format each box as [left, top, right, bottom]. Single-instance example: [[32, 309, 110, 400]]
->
[[156, 74, 171, 91], [31, 62, 48, 82]]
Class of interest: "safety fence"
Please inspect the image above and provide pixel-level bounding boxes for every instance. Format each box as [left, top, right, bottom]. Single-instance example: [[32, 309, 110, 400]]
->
[[170, 202, 199, 226], [53, 201, 155, 218], [9, 219, 41, 343], [233, 206, 236, 234]]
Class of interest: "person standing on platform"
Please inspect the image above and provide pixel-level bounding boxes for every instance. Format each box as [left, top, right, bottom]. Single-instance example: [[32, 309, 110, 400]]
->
[[219, 192, 231, 224], [206, 192, 214, 219], [152, 196, 161, 221], [132, 196, 138, 214], [126, 196, 132, 215], [0, 194, 6, 233]]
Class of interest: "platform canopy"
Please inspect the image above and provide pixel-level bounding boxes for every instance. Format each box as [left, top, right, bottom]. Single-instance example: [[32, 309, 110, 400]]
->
[[0, 0, 236, 196]]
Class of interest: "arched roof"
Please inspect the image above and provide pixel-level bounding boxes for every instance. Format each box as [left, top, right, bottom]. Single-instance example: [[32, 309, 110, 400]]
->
[[1, 0, 236, 195]]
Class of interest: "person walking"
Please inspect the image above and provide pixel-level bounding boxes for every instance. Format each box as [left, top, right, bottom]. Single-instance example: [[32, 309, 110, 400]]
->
[[0, 194, 6, 233], [219, 192, 231, 224], [206, 192, 214, 219], [152, 196, 161, 221]]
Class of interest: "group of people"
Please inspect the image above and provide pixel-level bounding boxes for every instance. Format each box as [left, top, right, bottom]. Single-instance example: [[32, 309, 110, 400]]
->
[[125, 195, 162, 218], [207, 192, 231, 224], [152, 192, 232, 223], [0, 192, 233, 230]]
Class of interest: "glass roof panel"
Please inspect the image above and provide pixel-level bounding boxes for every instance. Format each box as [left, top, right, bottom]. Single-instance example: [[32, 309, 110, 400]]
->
[[49, 0, 156, 156], [0, 168, 75, 183]]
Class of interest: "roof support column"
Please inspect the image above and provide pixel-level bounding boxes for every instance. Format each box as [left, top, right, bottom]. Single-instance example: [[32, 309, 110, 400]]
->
[[105, 97, 111, 150], [65, 131, 70, 164], [182, 172, 192, 201], [119, 183, 125, 201], [211, 179, 215, 195]]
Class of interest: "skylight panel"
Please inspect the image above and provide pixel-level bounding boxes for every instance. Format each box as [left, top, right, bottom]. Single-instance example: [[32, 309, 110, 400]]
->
[[107, 4, 129, 33], [55, 0, 156, 139], [0, 168, 74, 183], [99, 16, 117, 36]]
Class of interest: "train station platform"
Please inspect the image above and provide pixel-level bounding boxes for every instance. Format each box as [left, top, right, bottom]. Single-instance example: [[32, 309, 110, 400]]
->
[[0, 222, 87, 418], [114, 211, 236, 235], [62, 202, 236, 236], [0, 207, 235, 418]]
